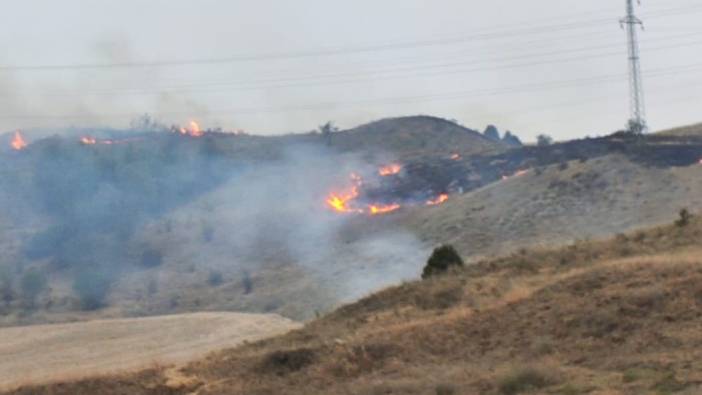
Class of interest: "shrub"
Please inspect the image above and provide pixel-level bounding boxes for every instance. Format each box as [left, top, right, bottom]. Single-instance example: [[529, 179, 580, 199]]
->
[[435, 384, 457, 395], [498, 367, 554, 395], [422, 245, 464, 279], [73, 269, 112, 310], [0, 267, 15, 305], [676, 208, 692, 227], [536, 134, 554, 146], [242, 270, 253, 294], [140, 249, 163, 268], [207, 270, 224, 286], [20, 268, 47, 307]]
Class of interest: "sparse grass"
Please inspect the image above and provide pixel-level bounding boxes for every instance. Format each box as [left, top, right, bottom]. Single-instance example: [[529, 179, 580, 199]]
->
[[497, 366, 556, 395], [4, 216, 702, 395]]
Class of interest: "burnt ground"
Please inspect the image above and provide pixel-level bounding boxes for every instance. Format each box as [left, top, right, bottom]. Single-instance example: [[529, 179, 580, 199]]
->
[[363, 133, 702, 205]]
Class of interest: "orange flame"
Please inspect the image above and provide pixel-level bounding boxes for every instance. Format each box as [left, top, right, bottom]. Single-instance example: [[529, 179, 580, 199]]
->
[[426, 194, 449, 206], [450, 153, 461, 160], [501, 169, 529, 181], [189, 121, 203, 137], [11, 131, 27, 150], [369, 203, 401, 215], [326, 173, 401, 215], [326, 173, 363, 214], [80, 136, 97, 145], [378, 164, 402, 176]]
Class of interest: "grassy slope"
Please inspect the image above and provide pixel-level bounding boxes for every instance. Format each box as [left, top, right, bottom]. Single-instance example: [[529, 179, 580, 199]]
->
[[399, 153, 702, 258], [8, 215, 702, 394]]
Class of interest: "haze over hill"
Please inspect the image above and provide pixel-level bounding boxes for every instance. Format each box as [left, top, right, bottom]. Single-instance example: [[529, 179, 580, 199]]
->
[[1, 116, 702, 327]]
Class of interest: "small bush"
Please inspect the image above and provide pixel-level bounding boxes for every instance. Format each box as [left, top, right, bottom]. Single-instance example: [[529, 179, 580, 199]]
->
[[140, 249, 163, 268], [422, 245, 464, 279], [676, 208, 692, 227], [202, 225, 215, 243], [242, 270, 253, 294], [435, 383, 457, 395], [207, 270, 224, 286], [73, 269, 112, 310], [20, 269, 47, 307], [0, 267, 14, 305], [259, 348, 316, 375], [498, 367, 554, 395]]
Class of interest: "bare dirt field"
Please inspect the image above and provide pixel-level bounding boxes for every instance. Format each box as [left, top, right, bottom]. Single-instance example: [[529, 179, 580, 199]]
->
[[0, 312, 300, 390]]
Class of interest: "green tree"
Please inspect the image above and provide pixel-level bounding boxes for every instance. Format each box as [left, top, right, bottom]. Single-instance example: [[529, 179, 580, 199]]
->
[[536, 134, 554, 146]]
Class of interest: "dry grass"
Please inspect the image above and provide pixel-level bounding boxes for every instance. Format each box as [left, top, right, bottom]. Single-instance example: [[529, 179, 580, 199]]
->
[[0, 312, 299, 392], [5, 216, 702, 394]]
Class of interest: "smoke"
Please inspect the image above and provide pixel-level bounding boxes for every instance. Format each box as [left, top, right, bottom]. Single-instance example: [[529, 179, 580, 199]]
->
[[139, 143, 428, 303], [1, 132, 427, 315]]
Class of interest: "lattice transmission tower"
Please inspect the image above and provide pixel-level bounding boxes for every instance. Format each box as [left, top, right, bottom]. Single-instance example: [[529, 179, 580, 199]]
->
[[621, 0, 647, 133]]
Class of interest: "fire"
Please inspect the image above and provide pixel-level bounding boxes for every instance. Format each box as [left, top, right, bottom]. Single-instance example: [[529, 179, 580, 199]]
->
[[369, 203, 401, 215], [378, 164, 402, 176], [11, 131, 27, 150], [325, 173, 363, 214], [450, 153, 461, 160], [189, 121, 203, 137], [177, 120, 204, 137], [325, 173, 401, 215], [80, 136, 97, 145], [501, 169, 529, 181], [426, 194, 449, 206]]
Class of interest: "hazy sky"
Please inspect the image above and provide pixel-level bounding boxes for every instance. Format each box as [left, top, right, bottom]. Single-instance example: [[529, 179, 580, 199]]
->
[[1, 0, 702, 141]]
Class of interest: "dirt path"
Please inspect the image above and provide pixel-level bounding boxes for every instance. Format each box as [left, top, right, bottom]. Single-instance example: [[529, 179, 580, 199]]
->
[[0, 312, 300, 390]]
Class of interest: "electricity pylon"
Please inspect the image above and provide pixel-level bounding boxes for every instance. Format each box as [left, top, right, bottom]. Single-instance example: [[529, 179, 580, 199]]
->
[[621, 0, 647, 133]]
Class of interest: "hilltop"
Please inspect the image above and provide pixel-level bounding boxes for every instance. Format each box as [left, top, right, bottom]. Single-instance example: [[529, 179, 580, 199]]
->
[[6, 211, 702, 394]]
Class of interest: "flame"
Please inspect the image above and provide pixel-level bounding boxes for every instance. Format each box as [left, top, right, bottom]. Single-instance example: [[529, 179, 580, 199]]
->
[[378, 164, 402, 176], [501, 169, 529, 181], [11, 131, 27, 150], [189, 121, 203, 137], [325, 173, 401, 215], [80, 136, 97, 145], [450, 153, 461, 160], [325, 173, 363, 214], [426, 194, 449, 206], [369, 203, 401, 215]]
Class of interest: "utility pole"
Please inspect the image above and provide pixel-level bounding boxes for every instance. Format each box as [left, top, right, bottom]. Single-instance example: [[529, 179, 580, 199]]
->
[[621, 0, 647, 133]]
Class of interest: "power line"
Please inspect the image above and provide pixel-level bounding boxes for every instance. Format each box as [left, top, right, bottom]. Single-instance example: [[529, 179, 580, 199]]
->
[[2, 61, 701, 121], [2, 3, 701, 72]]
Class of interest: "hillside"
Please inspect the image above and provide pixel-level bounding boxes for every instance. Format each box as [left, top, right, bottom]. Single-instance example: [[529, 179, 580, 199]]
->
[[7, 213, 702, 394], [4, 120, 702, 327], [400, 153, 702, 257]]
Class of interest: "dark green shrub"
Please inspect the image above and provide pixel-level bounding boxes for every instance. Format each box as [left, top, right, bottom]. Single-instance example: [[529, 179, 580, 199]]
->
[[73, 269, 112, 310], [422, 245, 464, 279], [676, 208, 692, 227], [0, 267, 15, 305], [208, 270, 224, 286], [242, 270, 253, 294], [140, 249, 163, 268], [20, 268, 47, 307], [498, 367, 553, 395]]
